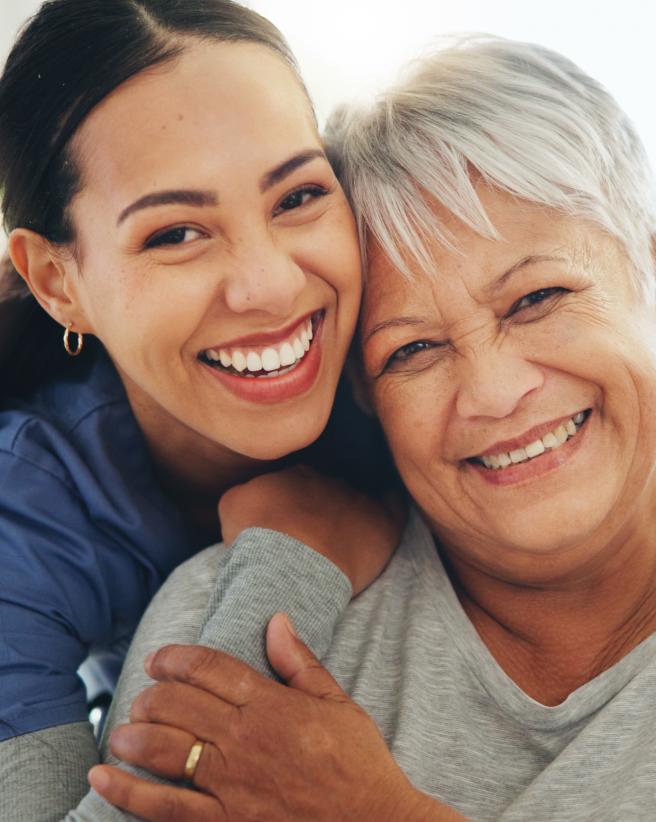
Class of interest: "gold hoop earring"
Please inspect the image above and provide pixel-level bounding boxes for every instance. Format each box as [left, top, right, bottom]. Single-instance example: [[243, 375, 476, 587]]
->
[[63, 323, 84, 357]]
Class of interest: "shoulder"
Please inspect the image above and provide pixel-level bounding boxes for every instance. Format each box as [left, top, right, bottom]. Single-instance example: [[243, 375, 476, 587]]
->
[[0, 346, 133, 484]]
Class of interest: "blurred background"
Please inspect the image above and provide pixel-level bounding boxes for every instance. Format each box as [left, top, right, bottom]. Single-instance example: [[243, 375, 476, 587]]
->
[[1, 0, 654, 183]]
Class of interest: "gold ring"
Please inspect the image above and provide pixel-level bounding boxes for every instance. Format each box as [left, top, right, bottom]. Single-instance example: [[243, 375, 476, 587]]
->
[[183, 739, 205, 782]]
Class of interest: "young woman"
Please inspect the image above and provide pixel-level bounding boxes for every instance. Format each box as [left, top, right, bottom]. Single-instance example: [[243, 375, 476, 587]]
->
[[0, 1, 398, 816]]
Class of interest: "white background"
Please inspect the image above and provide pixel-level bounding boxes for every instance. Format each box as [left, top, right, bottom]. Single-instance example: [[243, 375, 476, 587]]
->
[[1, 0, 654, 168]]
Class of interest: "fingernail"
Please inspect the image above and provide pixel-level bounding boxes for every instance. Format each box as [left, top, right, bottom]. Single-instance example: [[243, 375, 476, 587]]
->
[[282, 613, 298, 638], [88, 766, 109, 791]]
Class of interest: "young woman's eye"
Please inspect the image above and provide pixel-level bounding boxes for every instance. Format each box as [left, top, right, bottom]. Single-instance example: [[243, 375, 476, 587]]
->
[[512, 287, 567, 314], [144, 226, 204, 249], [274, 185, 328, 216]]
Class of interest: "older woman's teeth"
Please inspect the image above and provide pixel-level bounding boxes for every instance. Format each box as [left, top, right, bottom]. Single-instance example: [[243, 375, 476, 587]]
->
[[480, 412, 588, 470], [203, 317, 315, 377]]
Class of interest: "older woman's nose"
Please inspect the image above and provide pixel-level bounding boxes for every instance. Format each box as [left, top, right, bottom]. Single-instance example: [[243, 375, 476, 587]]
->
[[455, 350, 544, 420], [222, 244, 307, 317]]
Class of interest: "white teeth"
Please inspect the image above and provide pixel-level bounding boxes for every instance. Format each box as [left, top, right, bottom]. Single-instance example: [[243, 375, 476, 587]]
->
[[246, 351, 262, 372], [542, 432, 558, 449], [525, 439, 545, 459], [477, 412, 588, 471], [554, 425, 568, 445], [261, 348, 281, 372], [279, 342, 296, 367], [510, 448, 528, 464], [204, 315, 317, 377], [232, 350, 247, 372]]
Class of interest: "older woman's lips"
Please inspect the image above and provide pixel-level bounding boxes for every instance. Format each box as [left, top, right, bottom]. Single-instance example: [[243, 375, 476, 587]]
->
[[467, 409, 591, 486]]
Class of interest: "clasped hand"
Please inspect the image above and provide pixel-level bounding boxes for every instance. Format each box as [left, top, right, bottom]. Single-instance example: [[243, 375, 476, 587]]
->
[[89, 614, 430, 821]]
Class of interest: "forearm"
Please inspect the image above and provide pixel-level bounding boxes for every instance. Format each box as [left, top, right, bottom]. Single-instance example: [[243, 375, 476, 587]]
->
[[198, 527, 352, 675], [0, 722, 99, 822], [65, 530, 351, 819]]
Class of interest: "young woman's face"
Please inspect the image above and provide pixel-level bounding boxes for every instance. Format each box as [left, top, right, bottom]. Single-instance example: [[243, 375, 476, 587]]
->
[[64, 42, 361, 461]]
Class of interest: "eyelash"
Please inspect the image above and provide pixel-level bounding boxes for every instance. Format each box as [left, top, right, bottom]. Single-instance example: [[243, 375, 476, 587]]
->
[[273, 184, 328, 216], [509, 286, 566, 315], [144, 226, 204, 249], [382, 287, 568, 373], [143, 185, 329, 249]]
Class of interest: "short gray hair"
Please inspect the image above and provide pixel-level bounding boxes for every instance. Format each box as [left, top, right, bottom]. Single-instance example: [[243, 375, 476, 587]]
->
[[325, 35, 656, 296]]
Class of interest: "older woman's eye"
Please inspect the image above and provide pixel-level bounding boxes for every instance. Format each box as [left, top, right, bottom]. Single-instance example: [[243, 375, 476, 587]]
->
[[512, 287, 567, 314], [273, 185, 328, 216], [145, 226, 204, 249], [385, 340, 435, 369]]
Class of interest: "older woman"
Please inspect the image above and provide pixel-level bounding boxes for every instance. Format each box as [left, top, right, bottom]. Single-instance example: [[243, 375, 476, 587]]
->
[[86, 36, 656, 821]]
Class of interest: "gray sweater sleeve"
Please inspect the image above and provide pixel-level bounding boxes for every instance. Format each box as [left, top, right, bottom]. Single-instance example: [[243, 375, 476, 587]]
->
[[60, 528, 351, 821]]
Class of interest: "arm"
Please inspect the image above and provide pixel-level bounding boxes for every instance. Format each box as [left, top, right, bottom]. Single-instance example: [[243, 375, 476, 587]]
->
[[0, 453, 116, 819], [69, 467, 400, 819]]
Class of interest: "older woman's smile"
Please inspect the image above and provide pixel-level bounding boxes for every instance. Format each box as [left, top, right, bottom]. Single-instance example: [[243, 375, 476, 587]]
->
[[467, 408, 591, 484]]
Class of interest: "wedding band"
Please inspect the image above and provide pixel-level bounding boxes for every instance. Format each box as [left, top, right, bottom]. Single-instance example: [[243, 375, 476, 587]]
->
[[183, 739, 205, 781]]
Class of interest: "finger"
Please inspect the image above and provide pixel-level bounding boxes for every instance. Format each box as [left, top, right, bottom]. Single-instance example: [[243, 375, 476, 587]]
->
[[109, 723, 228, 794], [88, 764, 224, 822], [145, 644, 273, 705], [130, 681, 237, 741], [266, 613, 349, 702]]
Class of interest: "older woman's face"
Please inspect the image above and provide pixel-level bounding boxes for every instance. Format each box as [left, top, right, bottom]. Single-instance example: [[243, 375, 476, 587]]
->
[[361, 183, 656, 582]]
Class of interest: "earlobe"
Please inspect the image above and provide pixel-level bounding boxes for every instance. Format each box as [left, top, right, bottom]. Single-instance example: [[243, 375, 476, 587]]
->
[[8, 228, 87, 331]]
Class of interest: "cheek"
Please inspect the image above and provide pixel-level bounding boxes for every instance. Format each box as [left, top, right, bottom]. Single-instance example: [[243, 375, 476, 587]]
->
[[374, 377, 447, 471]]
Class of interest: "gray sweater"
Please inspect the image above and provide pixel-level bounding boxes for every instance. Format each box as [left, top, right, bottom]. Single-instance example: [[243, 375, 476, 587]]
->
[[3, 510, 656, 820]]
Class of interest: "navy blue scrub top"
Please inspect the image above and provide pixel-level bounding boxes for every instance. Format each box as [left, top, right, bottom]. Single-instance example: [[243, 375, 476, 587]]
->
[[0, 346, 395, 740]]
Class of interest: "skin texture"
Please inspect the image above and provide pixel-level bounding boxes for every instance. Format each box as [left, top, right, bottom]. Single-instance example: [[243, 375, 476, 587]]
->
[[9, 42, 362, 511]]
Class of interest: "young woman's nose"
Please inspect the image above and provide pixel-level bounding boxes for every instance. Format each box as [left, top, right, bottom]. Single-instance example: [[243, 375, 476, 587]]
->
[[222, 239, 307, 317], [455, 347, 544, 420]]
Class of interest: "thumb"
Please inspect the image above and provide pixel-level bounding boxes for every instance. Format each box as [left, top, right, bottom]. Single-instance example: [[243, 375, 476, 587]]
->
[[266, 612, 349, 702]]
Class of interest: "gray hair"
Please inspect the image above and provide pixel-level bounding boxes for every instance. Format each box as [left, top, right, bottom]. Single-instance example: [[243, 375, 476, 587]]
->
[[325, 35, 656, 297]]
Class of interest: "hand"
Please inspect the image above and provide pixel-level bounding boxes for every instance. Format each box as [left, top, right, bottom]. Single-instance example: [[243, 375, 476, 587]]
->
[[218, 465, 406, 595], [89, 615, 457, 822]]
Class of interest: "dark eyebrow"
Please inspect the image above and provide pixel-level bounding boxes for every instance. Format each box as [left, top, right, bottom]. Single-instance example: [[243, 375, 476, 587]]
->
[[363, 316, 426, 346], [259, 149, 326, 193], [483, 254, 569, 296], [117, 189, 218, 226]]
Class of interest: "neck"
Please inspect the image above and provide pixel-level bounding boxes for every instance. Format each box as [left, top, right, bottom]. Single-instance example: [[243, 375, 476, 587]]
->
[[440, 503, 656, 706], [122, 377, 278, 545]]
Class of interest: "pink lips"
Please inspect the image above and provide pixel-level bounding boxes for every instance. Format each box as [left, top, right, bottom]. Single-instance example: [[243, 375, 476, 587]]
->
[[474, 410, 589, 459], [468, 410, 591, 486], [199, 312, 325, 405]]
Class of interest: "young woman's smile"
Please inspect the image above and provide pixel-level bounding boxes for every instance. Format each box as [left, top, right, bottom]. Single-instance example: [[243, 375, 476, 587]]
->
[[61, 42, 361, 464]]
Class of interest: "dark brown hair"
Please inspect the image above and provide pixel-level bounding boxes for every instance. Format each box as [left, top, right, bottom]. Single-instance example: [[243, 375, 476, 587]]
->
[[0, 0, 305, 401]]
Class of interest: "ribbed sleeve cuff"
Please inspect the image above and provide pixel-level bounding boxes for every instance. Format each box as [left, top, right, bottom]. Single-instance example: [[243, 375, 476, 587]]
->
[[199, 528, 352, 678]]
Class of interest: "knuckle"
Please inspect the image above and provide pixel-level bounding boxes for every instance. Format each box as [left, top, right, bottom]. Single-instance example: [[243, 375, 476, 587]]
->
[[131, 681, 167, 721], [178, 645, 221, 685]]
